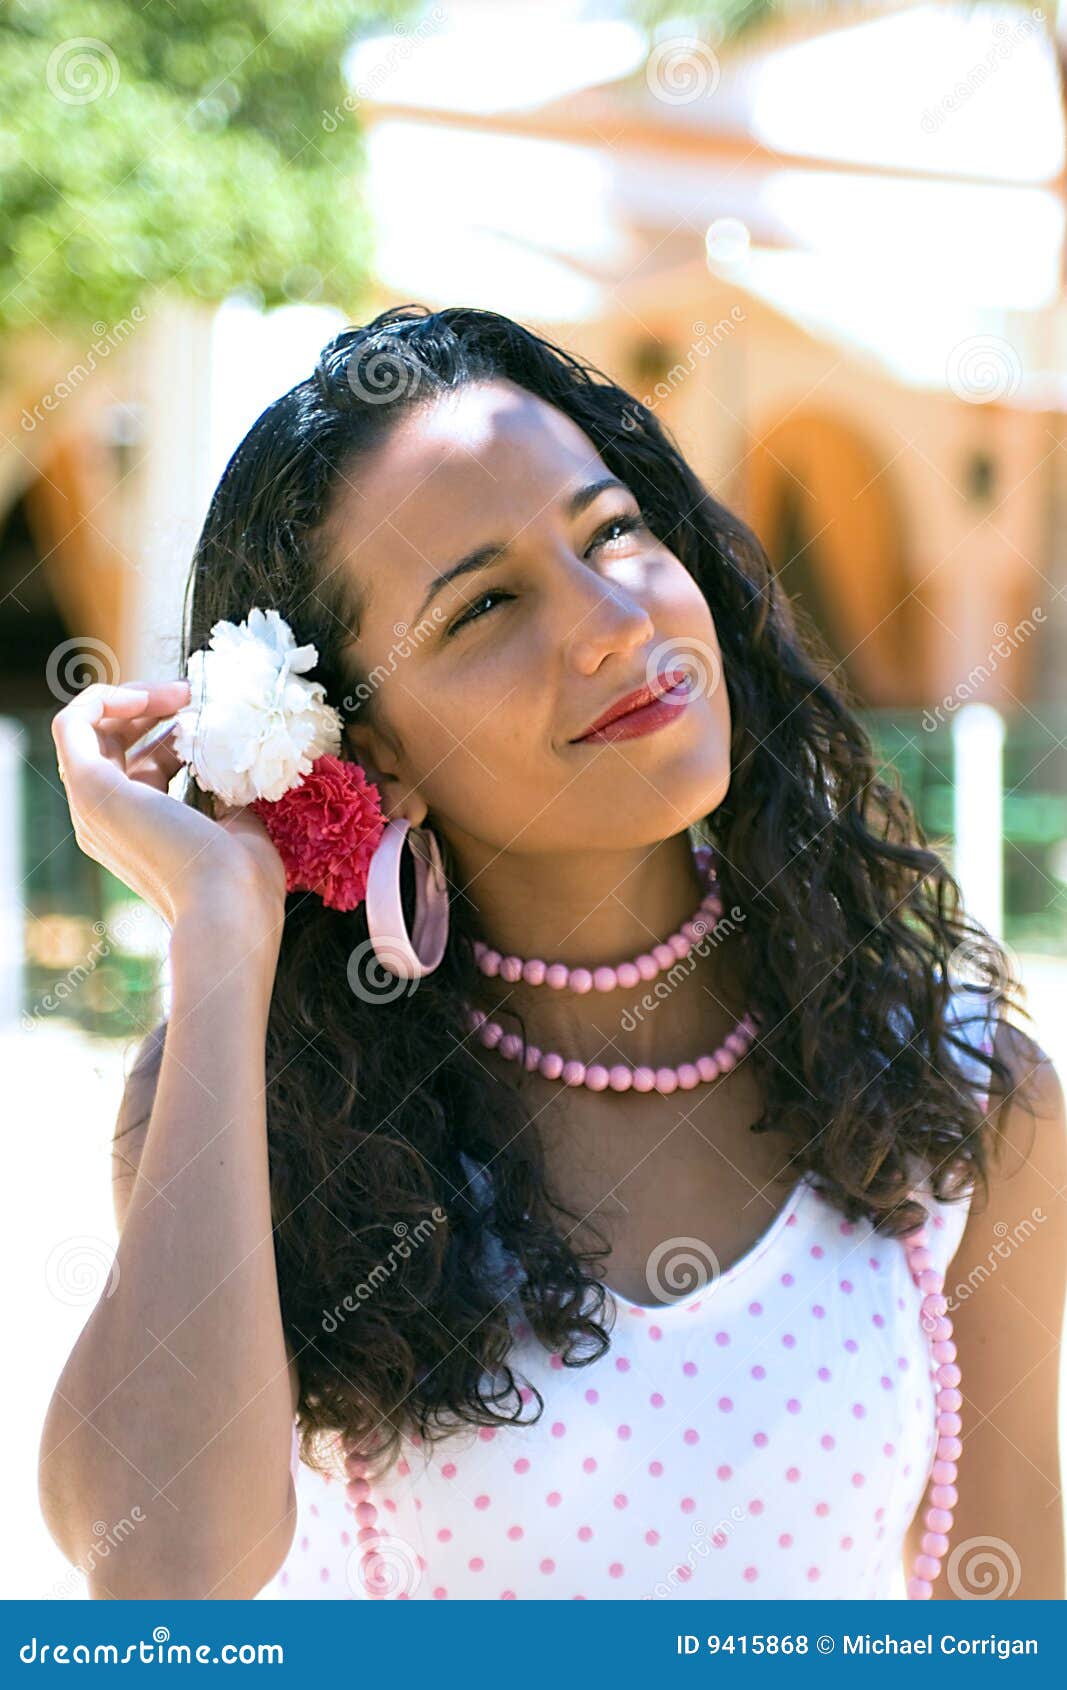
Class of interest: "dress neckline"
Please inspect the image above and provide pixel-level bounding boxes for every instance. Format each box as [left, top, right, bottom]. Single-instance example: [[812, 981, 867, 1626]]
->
[[599, 1171, 814, 1322]]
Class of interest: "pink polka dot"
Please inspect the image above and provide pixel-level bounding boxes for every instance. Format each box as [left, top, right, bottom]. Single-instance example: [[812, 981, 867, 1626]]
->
[[551, 1422, 566, 1437], [751, 1364, 766, 1380], [841, 1536, 854, 1551], [396, 1459, 410, 1476], [743, 1565, 759, 1581], [852, 1403, 866, 1418], [786, 1398, 801, 1414], [507, 1525, 523, 1540], [750, 1499, 764, 1515], [682, 1361, 698, 1376], [810, 1244, 824, 1258], [851, 1473, 865, 1487], [839, 1219, 855, 1235], [716, 1463, 732, 1480], [811, 1304, 825, 1319], [614, 1493, 628, 1509], [786, 1466, 801, 1482], [578, 1525, 593, 1541], [782, 1333, 796, 1348], [748, 1300, 763, 1315], [478, 1427, 497, 1441], [840, 1279, 853, 1293], [615, 1357, 631, 1372], [649, 1460, 664, 1477], [469, 1556, 484, 1572], [844, 1338, 859, 1353], [650, 1392, 665, 1408], [680, 1497, 696, 1513], [540, 1558, 555, 1574], [645, 1529, 660, 1545], [807, 1566, 821, 1581], [549, 1353, 563, 1369], [715, 1331, 730, 1346], [781, 1272, 794, 1286], [753, 1431, 768, 1448], [779, 1532, 793, 1548], [546, 1491, 562, 1506], [437, 1527, 452, 1542], [684, 1427, 700, 1444], [514, 1458, 530, 1474], [433, 1586, 447, 1599], [821, 1434, 835, 1450], [617, 1424, 632, 1440], [883, 1442, 895, 1457], [582, 1456, 597, 1473], [873, 1312, 886, 1328], [817, 1366, 831, 1381], [815, 1501, 830, 1517], [649, 1326, 662, 1341], [609, 1562, 624, 1578], [584, 1388, 598, 1404], [474, 1494, 491, 1509], [441, 1462, 457, 1479], [501, 1589, 516, 1599]]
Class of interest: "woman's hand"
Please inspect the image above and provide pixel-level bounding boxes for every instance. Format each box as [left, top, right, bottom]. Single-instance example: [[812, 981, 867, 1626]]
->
[[51, 679, 288, 935]]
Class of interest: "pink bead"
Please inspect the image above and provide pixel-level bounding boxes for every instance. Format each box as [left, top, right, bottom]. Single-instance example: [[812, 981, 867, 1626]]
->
[[524, 1044, 542, 1072], [937, 1436, 962, 1461], [636, 955, 658, 982], [570, 968, 593, 994], [922, 1532, 949, 1558], [936, 1363, 961, 1389], [938, 1387, 962, 1412], [616, 962, 641, 990], [585, 1065, 610, 1092], [545, 963, 570, 990], [676, 1063, 701, 1090], [345, 1479, 369, 1502], [907, 1577, 933, 1599], [501, 956, 523, 983], [930, 1484, 958, 1509], [917, 1268, 943, 1294], [653, 1068, 679, 1094], [696, 1054, 721, 1082], [909, 1248, 935, 1272], [522, 958, 547, 986], [717, 1048, 737, 1073], [608, 1065, 633, 1092], [931, 1458, 957, 1484], [632, 1066, 657, 1092], [925, 1507, 953, 1533], [539, 1051, 565, 1080], [922, 1293, 948, 1320], [593, 967, 618, 992], [936, 1413, 961, 1436], [500, 1033, 523, 1061], [652, 944, 675, 970], [932, 1340, 956, 1363], [668, 932, 691, 959], [481, 949, 502, 976], [931, 1316, 952, 1341], [562, 1060, 586, 1086], [915, 1554, 941, 1581], [481, 1022, 503, 1049]]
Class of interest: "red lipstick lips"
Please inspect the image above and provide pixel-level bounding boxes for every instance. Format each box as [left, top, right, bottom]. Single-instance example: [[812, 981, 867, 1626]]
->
[[571, 668, 692, 744]]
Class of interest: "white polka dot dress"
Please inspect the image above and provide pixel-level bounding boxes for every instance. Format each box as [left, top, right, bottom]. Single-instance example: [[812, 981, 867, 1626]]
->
[[256, 989, 993, 1601]]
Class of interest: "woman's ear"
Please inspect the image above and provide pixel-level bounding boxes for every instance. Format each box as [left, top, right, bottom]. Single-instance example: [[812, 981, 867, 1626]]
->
[[343, 722, 427, 828]]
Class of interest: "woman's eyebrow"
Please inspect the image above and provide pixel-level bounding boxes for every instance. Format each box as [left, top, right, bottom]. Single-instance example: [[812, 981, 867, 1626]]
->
[[409, 475, 630, 626]]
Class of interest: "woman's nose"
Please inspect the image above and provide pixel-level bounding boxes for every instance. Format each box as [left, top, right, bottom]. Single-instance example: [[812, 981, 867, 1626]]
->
[[556, 565, 656, 677]]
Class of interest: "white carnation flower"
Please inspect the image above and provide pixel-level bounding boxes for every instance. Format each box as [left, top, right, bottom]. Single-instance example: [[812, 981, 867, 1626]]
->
[[172, 607, 342, 806]]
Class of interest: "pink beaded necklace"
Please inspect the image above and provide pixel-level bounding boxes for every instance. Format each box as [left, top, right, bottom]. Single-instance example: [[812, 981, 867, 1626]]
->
[[464, 843, 760, 1093]]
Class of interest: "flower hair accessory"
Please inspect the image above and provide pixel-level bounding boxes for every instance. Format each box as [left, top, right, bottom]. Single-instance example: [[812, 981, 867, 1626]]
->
[[167, 607, 387, 911]]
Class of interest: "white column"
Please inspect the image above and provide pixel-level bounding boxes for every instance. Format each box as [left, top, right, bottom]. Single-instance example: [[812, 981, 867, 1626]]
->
[[952, 702, 1005, 942]]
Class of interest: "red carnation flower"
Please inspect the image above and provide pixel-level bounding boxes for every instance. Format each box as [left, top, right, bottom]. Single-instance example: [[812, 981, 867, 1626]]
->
[[250, 754, 386, 912]]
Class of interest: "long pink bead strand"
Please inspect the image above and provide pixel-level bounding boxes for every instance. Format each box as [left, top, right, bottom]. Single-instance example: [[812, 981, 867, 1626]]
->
[[344, 1447, 390, 1598], [902, 1218, 962, 1599]]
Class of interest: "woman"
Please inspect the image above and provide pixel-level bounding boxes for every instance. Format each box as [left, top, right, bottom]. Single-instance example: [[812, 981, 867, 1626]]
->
[[41, 304, 1065, 1602]]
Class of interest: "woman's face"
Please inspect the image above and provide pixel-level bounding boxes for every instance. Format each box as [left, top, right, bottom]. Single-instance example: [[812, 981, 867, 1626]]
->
[[324, 378, 731, 869]]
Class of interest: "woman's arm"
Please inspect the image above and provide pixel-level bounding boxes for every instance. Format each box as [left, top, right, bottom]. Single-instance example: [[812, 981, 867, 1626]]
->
[[904, 1016, 1067, 1600], [38, 899, 300, 1599]]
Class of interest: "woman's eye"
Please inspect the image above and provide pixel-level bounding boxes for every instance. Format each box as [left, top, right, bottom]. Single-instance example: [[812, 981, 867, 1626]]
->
[[588, 512, 647, 553], [446, 589, 515, 637]]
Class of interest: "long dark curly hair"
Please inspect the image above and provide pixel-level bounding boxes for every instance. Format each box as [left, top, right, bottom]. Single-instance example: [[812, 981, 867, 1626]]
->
[[131, 302, 1033, 1478]]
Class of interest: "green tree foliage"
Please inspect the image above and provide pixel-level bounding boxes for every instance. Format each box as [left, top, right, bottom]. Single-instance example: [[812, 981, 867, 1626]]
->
[[0, 0, 414, 336]]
